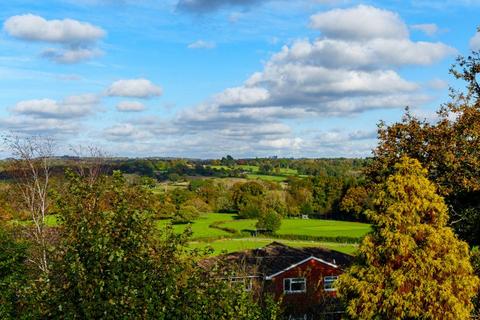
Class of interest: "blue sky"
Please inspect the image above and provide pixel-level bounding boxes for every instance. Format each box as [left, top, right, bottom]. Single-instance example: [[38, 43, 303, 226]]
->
[[0, 0, 479, 158]]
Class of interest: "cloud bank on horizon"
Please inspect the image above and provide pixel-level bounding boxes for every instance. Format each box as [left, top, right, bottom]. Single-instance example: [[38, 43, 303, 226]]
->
[[0, 0, 478, 158]]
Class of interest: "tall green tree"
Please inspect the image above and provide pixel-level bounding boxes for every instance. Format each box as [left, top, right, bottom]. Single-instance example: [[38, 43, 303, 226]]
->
[[338, 157, 479, 319], [367, 51, 480, 245]]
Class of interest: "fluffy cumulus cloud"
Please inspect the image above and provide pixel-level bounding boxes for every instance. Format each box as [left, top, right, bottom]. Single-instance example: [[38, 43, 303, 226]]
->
[[188, 40, 216, 49], [181, 5, 454, 118], [310, 5, 409, 40], [3, 14, 105, 63], [3, 14, 104, 43], [107, 79, 163, 98], [135, 5, 453, 156], [11, 94, 99, 119], [0, 93, 99, 137], [86, 5, 455, 157], [116, 101, 146, 112]]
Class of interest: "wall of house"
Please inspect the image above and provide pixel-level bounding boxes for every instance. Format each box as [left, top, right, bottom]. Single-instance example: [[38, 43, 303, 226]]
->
[[266, 259, 343, 315]]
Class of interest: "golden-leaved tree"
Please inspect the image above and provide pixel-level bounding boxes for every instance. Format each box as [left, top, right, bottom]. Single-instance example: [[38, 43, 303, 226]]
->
[[337, 157, 479, 319]]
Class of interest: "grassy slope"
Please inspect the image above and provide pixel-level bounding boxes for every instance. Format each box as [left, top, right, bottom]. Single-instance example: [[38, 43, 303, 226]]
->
[[156, 213, 237, 239], [219, 218, 371, 238], [155, 213, 369, 256]]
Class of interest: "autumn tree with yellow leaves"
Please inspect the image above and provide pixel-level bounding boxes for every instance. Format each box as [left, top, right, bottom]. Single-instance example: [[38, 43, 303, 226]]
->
[[338, 157, 479, 319]]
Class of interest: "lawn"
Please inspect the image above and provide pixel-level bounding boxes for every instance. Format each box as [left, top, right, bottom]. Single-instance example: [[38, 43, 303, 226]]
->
[[156, 213, 237, 239], [219, 218, 371, 238], [189, 238, 358, 255]]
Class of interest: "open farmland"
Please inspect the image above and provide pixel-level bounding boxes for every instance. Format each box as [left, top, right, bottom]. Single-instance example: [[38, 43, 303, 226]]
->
[[155, 212, 370, 255], [156, 213, 236, 239], [218, 216, 371, 239]]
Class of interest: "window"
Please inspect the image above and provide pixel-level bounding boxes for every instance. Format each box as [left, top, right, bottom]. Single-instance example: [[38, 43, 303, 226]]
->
[[324, 275, 338, 291], [284, 277, 306, 294]]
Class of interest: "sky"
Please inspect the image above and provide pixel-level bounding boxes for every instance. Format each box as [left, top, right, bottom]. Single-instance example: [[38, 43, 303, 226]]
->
[[0, 0, 479, 159]]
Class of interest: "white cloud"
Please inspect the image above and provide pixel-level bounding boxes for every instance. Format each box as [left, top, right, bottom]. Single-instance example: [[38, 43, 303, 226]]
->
[[142, 4, 454, 156], [116, 101, 146, 112], [0, 116, 80, 136], [11, 94, 99, 119], [3, 14, 105, 63], [107, 79, 163, 98], [104, 123, 151, 141], [411, 23, 439, 36], [214, 87, 270, 106], [3, 14, 105, 44], [259, 137, 303, 149], [309, 5, 408, 40], [470, 31, 480, 50], [271, 38, 455, 69], [188, 40, 216, 49], [76, 4, 455, 158]]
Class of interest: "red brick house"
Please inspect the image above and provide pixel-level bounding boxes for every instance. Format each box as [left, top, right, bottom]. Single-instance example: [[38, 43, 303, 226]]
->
[[201, 242, 353, 319]]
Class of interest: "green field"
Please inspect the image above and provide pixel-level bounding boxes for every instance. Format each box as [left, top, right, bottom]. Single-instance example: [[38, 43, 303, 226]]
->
[[189, 238, 358, 255], [154, 213, 369, 256], [156, 213, 237, 239], [219, 217, 371, 238], [208, 165, 298, 182]]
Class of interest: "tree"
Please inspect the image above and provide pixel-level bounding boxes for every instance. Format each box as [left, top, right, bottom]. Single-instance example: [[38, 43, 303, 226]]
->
[[367, 51, 480, 245], [3, 135, 54, 274], [472, 248, 480, 318], [256, 209, 282, 233], [231, 181, 265, 212], [0, 225, 27, 319], [47, 170, 279, 319], [175, 204, 200, 223], [221, 155, 235, 167], [338, 157, 479, 319], [340, 186, 371, 221]]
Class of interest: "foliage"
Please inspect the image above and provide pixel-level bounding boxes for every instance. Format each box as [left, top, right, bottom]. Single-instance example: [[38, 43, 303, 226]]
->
[[338, 157, 480, 319], [238, 200, 265, 219], [340, 186, 371, 221], [367, 52, 480, 245], [50, 170, 162, 318], [231, 181, 266, 210], [472, 248, 480, 318], [256, 209, 282, 233], [0, 225, 27, 319], [174, 204, 201, 223], [34, 170, 281, 319]]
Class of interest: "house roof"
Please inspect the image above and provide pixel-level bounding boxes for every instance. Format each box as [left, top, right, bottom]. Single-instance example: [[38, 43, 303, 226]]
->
[[200, 241, 353, 279]]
